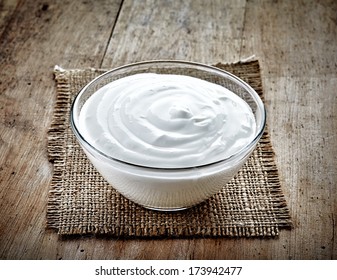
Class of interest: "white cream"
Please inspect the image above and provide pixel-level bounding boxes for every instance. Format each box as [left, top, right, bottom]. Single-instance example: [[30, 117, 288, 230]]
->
[[79, 73, 256, 168]]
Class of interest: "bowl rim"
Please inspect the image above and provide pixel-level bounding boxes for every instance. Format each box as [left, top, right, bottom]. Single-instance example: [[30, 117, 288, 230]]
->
[[70, 59, 266, 171]]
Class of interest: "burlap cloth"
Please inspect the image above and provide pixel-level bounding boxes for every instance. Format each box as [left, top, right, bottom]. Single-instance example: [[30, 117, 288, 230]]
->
[[47, 60, 292, 237]]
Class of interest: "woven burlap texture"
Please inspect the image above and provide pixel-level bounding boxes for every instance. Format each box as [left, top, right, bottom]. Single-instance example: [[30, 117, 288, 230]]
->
[[47, 61, 291, 237]]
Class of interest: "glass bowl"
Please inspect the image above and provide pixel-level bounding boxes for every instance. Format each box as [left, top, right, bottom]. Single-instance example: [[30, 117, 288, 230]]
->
[[70, 60, 266, 211]]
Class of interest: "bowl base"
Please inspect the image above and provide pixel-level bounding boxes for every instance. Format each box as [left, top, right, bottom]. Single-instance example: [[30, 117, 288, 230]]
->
[[142, 205, 190, 212]]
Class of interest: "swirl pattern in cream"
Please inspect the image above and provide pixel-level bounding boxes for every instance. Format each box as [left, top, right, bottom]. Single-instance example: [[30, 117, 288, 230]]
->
[[79, 73, 256, 168]]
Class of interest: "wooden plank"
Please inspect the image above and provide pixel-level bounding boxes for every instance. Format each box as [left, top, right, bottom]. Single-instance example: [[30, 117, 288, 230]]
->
[[0, 0, 123, 259], [101, 0, 247, 68], [240, 0, 337, 78], [239, 0, 337, 259]]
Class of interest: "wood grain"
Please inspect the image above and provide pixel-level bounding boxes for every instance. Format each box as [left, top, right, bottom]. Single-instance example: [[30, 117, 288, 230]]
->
[[101, 0, 247, 68], [240, 0, 337, 259], [0, 0, 123, 259], [0, 0, 336, 260]]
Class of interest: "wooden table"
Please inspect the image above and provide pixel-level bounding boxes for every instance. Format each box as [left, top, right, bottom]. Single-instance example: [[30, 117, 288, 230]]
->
[[0, 0, 336, 260]]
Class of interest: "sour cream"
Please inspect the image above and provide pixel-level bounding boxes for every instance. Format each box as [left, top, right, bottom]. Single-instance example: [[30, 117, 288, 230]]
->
[[78, 73, 256, 168]]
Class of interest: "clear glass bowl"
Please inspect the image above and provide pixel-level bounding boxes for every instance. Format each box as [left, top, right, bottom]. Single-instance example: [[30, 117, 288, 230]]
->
[[70, 60, 266, 211]]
